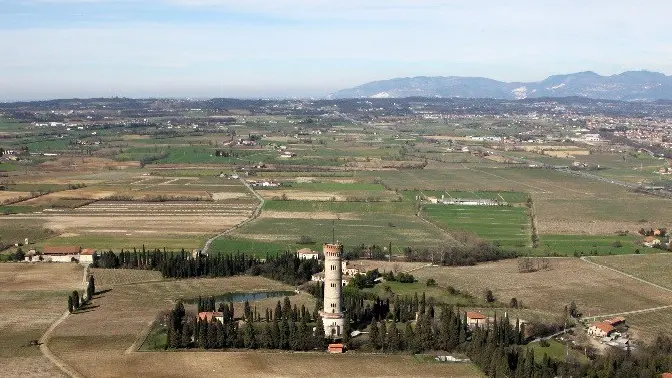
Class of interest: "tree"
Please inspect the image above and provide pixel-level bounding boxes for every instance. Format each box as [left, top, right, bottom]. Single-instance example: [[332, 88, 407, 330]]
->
[[569, 301, 579, 317], [369, 320, 380, 350], [242, 322, 257, 349], [313, 316, 327, 350], [509, 297, 519, 308], [67, 295, 74, 313], [87, 275, 95, 299], [71, 291, 80, 309], [386, 322, 401, 352], [379, 320, 387, 351], [426, 278, 436, 287], [484, 289, 495, 303]]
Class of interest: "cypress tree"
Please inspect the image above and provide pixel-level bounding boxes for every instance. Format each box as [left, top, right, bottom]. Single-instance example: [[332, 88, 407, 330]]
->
[[369, 320, 380, 350], [314, 316, 327, 350], [67, 295, 74, 313], [379, 320, 387, 351]]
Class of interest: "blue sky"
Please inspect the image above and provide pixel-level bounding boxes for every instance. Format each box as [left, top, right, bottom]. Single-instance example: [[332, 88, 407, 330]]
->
[[1, 0, 672, 100]]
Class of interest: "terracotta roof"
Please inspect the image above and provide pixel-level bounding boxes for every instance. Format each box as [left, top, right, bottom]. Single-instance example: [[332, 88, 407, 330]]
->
[[661, 373, 672, 378], [605, 316, 625, 325], [43, 245, 80, 255], [80, 248, 95, 255], [198, 312, 223, 322], [466, 311, 487, 320], [592, 322, 615, 334], [328, 343, 344, 348]]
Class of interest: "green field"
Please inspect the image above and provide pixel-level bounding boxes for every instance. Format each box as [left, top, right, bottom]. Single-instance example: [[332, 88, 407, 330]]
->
[[362, 281, 483, 307], [230, 213, 454, 252], [422, 204, 531, 248], [208, 237, 297, 257], [526, 339, 590, 364], [537, 234, 642, 256], [33, 233, 210, 252]]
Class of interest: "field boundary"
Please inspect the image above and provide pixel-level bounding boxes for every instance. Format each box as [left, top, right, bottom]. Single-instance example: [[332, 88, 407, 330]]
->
[[581, 256, 672, 294], [202, 178, 265, 254]]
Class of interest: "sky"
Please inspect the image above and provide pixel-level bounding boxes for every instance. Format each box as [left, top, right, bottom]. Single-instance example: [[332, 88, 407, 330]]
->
[[1, 0, 672, 100]]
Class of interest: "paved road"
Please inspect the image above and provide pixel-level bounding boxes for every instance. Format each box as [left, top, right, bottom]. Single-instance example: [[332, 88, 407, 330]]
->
[[201, 178, 265, 254]]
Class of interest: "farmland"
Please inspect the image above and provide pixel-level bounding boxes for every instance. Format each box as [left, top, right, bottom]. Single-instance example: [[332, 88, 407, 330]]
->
[[0, 263, 84, 378], [588, 254, 672, 289], [42, 270, 482, 378], [411, 258, 672, 316], [422, 204, 531, 248]]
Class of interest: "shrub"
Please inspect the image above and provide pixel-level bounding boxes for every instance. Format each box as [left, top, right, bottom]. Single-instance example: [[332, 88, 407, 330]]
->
[[426, 278, 437, 287]]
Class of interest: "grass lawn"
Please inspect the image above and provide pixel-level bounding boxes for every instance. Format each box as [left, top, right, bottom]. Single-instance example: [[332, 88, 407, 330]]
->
[[363, 280, 483, 307], [231, 213, 454, 252], [527, 339, 590, 364], [34, 233, 211, 252], [537, 234, 642, 256], [422, 204, 531, 248], [208, 237, 299, 257]]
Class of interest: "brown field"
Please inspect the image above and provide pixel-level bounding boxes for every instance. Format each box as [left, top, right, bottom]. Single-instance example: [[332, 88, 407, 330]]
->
[[412, 258, 672, 316], [5, 201, 257, 244], [589, 254, 672, 290], [47, 272, 480, 377], [0, 263, 84, 378], [39, 156, 139, 171], [0, 263, 83, 291], [0, 191, 32, 203], [624, 308, 672, 343]]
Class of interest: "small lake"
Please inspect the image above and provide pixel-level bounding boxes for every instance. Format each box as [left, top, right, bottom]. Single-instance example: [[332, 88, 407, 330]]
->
[[182, 290, 295, 305]]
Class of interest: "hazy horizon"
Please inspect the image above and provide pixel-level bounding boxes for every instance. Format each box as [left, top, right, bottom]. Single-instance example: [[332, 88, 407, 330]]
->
[[2, 0, 672, 101]]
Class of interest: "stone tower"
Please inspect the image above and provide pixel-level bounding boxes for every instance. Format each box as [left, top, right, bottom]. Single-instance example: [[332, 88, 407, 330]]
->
[[321, 242, 345, 338]]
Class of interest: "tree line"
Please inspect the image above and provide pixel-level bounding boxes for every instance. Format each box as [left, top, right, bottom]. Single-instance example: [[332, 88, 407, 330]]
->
[[166, 297, 327, 352], [93, 250, 322, 286]]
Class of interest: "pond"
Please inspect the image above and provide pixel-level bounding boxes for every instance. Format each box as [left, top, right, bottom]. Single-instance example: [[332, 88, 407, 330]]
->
[[182, 290, 295, 305]]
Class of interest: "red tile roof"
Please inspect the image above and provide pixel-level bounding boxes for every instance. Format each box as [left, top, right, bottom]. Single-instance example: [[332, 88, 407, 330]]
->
[[80, 248, 95, 255], [43, 245, 80, 255], [466, 311, 487, 320], [662, 373, 672, 378], [592, 322, 615, 334], [605, 316, 625, 326], [198, 312, 223, 322]]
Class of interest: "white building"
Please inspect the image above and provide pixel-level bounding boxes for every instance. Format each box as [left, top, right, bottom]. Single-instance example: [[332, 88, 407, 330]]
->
[[297, 248, 319, 260]]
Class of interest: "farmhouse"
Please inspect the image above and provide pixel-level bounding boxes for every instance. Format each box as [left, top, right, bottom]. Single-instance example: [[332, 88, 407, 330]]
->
[[42, 245, 82, 263], [466, 311, 488, 328], [341, 260, 360, 276], [297, 248, 319, 260], [198, 312, 224, 323], [588, 322, 616, 338], [643, 236, 662, 248], [79, 248, 95, 264]]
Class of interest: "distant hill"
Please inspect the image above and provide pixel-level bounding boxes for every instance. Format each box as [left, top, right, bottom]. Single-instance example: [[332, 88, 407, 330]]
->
[[331, 70, 672, 101]]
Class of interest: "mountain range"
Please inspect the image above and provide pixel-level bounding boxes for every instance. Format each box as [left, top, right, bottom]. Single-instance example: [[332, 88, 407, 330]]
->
[[331, 70, 672, 101]]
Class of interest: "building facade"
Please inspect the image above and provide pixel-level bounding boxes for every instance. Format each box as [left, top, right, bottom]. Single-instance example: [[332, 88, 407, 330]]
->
[[321, 242, 345, 338]]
